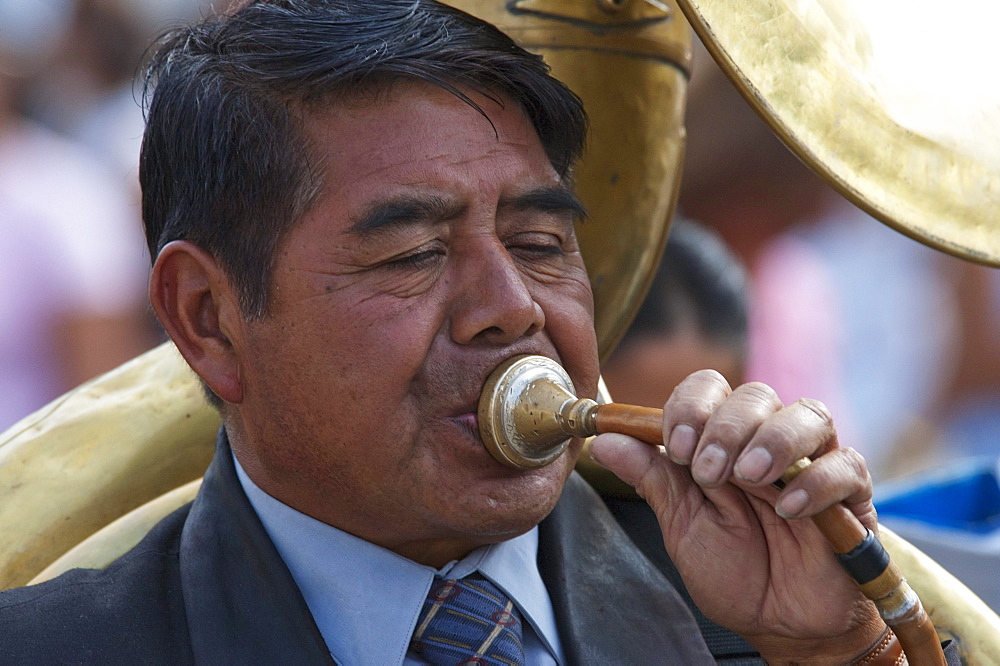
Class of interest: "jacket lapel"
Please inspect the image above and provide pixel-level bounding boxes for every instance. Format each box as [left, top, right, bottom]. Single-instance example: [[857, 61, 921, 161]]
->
[[179, 430, 335, 664], [178, 433, 713, 664], [538, 473, 715, 664]]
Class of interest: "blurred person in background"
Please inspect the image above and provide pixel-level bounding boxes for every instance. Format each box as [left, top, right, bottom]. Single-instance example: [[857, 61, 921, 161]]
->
[[675, 47, 998, 481], [913, 262, 1000, 466], [0, 0, 157, 430], [23, 0, 214, 189], [602, 216, 750, 405], [23, 0, 150, 186]]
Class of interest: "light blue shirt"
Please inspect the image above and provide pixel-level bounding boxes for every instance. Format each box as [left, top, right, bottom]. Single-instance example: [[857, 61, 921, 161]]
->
[[234, 456, 564, 666]]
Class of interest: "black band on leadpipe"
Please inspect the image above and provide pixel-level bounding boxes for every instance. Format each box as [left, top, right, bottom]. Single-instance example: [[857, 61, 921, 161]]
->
[[835, 529, 890, 585]]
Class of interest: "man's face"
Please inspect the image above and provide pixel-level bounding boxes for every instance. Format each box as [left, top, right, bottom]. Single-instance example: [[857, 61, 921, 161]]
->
[[227, 81, 600, 564]]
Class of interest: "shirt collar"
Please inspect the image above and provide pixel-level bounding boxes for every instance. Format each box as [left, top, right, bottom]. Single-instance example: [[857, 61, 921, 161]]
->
[[233, 454, 562, 666]]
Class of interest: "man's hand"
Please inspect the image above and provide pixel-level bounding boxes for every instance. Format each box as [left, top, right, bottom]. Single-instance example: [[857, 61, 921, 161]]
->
[[589, 370, 886, 663]]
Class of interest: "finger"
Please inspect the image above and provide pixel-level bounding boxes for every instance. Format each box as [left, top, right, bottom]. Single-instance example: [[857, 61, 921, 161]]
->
[[689, 382, 784, 487], [732, 397, 839, 487], [773, 447, 876, 530], [662, 370, 732, 465], [588, 432, 663, 489]]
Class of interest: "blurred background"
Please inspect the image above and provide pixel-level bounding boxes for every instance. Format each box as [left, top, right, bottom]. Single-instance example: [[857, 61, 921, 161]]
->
[[0, 0, 997, 606], [0, 0, 216, 431]]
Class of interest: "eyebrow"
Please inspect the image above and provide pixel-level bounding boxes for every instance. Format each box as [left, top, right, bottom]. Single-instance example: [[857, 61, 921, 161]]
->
[[348, 186, 588, 235], [498, 187, 588, 222], [349, 195, 465, 234]]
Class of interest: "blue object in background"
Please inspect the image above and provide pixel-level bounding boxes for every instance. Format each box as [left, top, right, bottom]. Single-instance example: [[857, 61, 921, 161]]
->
[[878, 460, 1000, 534], [876, 457, 1000, 612]]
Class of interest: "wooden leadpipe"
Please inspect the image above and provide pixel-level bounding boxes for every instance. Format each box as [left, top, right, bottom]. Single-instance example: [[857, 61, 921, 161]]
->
[[478, 355, 946, 665]]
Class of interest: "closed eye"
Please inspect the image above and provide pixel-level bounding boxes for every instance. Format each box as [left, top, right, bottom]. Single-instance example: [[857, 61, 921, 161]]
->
[[512, 242, 564, 257], [385, 247, 445, 269], [506, 230, 567, 258]]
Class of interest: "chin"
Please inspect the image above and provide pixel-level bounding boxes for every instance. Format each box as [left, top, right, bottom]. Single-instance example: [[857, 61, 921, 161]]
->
[[447, 451, 577, 539], [450, 498, 558, 544]]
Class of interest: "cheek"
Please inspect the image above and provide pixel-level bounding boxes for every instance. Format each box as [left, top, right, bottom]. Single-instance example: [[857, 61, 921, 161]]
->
[[247, 288, 445, 407], [535, 277, 600, 397], [323, 294, 447, 392]]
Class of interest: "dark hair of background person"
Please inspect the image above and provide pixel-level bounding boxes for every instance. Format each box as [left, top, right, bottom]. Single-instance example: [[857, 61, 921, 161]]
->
[[74, 0, 148, 91], [624, 216, 749, 357], [139, 0, 587, 321]]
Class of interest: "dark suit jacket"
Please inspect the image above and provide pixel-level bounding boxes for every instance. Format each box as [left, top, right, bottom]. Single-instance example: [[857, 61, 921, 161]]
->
[[0, 432, 715, 664], [0, 432, 960, 665]]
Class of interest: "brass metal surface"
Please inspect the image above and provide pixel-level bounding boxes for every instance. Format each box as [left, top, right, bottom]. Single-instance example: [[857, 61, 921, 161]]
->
[[675, 0, 1000, 267], [477, 355, 586, 467], [0, 344, 219, 589], [29, 480, 203, 585]]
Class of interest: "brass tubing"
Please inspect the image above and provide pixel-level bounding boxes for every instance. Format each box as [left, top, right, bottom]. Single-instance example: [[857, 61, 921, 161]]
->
[[585, 401, 946, 665]]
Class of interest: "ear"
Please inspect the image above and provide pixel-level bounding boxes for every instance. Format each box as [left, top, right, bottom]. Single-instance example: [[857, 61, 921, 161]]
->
[[150, 240, 244, 404]]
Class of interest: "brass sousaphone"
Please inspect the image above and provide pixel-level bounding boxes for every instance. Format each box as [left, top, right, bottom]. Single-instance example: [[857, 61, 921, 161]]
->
[[1, 0, 998, 661]]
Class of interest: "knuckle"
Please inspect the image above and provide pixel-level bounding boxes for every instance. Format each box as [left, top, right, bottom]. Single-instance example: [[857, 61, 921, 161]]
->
[[669, 398, 714, 429], [736, 381, 782, 407], [839, 446, 870, 478], [705, 416, 746, 447], [700, 368, 732, 393], [673, 369, 731, 396], [665, 370, 731, 423], [797, 448, 873, 505], [794, 397, 833, 426], [757, 419, 802, 453]]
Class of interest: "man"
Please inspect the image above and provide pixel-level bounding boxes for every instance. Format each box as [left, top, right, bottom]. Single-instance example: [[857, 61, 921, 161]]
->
[[0, 1, 952, 664]]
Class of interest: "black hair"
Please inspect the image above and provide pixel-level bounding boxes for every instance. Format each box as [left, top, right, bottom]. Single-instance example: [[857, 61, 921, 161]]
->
[[625, 217, 749, 355], [140, 0, 587, 318]]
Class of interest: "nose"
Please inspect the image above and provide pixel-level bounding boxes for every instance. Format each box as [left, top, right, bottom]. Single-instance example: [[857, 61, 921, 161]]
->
[[448, 237, 545, 346]]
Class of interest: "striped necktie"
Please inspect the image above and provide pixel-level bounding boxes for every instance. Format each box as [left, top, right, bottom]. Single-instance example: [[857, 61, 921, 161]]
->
[[410, 574, 525, 666]]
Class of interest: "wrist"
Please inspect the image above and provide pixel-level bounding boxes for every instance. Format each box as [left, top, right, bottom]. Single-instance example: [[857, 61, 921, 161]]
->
[[752, 615, 888, 665], [849, 627, 905, 665]]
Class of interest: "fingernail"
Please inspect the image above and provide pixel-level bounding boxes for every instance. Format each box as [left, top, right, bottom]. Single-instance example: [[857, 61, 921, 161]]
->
[[776, 489, 809, 518], [692, 443, 727, 485], [667, 424, 698, 463], [587, 447, 609, 469], [735, 448, 773, 483]]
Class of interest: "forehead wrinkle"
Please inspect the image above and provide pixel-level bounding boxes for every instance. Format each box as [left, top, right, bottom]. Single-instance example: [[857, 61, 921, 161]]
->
[[328, 110, 521, 185]]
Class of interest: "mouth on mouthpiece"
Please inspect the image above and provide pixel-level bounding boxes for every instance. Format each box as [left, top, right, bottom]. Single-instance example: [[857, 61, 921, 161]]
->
[[477, 355, 579, 469]]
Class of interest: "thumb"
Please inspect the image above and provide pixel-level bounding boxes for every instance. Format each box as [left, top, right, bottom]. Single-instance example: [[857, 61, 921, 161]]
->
[[588, 433, 661, 487], [588, 433, 703, 533]]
